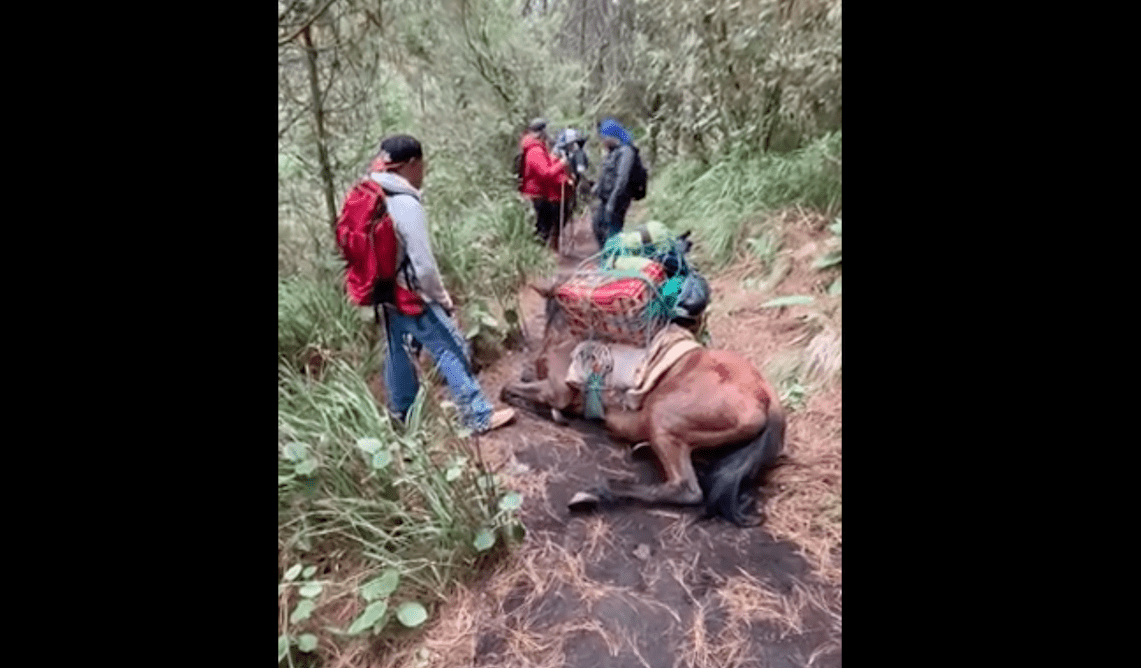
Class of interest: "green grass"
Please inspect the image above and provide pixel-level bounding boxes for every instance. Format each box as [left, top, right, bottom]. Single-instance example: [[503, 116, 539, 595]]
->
[[278, 257, 526, 661], [278, 356, 524, 658], [429, 190, 554, 313], [278, 271, 378, 377], [644, 131, 842, 269]]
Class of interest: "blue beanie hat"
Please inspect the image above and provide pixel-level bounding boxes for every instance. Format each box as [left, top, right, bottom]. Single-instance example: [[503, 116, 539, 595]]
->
[[598, 118, 632, 145]]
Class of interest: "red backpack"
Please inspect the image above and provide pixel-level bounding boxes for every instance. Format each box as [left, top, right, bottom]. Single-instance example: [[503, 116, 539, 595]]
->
[[334, 179, 425, 318]]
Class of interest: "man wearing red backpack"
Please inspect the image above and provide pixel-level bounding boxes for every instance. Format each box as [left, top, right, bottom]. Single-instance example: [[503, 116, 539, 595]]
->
[[518, 118, 573, 249], [346, 134, 515, 434]]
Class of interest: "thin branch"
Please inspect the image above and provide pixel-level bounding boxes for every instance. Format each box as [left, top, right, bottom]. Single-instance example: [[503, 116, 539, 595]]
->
[[277, 0, 306, 24], [364, 9, 384, 33], [278, 105, 309, 139], [459, 0, 514, 110], [278, 0, 340, 46]]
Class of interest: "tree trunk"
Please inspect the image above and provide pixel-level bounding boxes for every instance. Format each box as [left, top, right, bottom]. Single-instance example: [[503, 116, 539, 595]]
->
[[762, 82, 782, 153], [303, 26, 338, 230], [578, 0, 587, 115]]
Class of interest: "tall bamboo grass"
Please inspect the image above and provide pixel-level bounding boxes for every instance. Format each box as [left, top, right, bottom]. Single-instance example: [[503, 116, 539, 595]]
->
[[645, 131, 842, 269], [278, 271, 378, 375], [279, 357, 521, 608]]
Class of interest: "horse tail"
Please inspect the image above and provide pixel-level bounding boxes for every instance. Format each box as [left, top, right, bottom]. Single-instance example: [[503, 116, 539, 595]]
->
[[703, 407, 785, 526]]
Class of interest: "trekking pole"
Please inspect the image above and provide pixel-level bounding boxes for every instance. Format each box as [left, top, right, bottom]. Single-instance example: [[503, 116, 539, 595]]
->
[[557, 181, 566, 256]]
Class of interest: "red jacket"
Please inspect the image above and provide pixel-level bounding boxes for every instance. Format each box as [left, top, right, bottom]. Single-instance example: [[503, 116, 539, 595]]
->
[[519, 135, 570, 202]]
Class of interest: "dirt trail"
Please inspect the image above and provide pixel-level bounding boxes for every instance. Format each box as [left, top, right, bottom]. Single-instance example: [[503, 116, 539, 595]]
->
[[375, 207, 842, 668]]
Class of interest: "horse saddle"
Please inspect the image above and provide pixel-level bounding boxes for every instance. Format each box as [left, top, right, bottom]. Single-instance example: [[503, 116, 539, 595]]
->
[[566, 324, 702, 413]]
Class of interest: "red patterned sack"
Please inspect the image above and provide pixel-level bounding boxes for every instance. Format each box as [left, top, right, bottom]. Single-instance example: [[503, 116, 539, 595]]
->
[[554, 260, 667, 345]]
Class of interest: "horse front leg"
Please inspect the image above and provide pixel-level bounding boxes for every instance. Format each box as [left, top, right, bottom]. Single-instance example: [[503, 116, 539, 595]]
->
[[501, 379, 554, 414], [570, 432, 704, 509], [615, 431, 704, 505]]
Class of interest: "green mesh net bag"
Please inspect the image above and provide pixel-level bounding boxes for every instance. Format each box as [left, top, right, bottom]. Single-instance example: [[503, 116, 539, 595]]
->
[[554, 222, 692, 347]]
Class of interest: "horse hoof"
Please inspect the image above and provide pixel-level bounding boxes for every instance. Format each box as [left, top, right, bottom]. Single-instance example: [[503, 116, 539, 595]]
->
[[568, 491, 600, 510], [630, 441, 653, 459]]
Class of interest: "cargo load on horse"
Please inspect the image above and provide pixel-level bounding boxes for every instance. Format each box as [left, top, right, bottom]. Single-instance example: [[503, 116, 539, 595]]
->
[[552, 221, 708, 348], [502, 224, 781, 526]]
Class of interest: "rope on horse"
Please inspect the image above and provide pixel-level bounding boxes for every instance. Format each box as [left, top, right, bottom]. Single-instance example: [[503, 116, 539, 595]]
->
[[556, 222, 691, 349]]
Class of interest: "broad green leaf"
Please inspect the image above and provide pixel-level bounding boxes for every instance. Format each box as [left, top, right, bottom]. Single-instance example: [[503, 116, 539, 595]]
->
[[445, 457, 467, 482], [284, 442, 308, 462], [290, 599, 315, 624], [278, 475, 295, 485], [284, 564, 303, 582], [828, 276, 842, 296], [473, 528, 496, 551], [829, 218, 842, 235], [295, 458, 318, 476], [357, 437, 383, 455], [761, 295, 814, 308], [360, 569, 400, 601], [371, 450, 392, 470], [465, 324, 481, 339], [499, 492, 523, 511], [396, 601, 429, 628], [278, 635, 289, 662], [302, 566, 317, 579], [347, 600, 388, 635], [297, 634, 318, 652], [813, 251, 842, 269], [299, 583, 323, 598]]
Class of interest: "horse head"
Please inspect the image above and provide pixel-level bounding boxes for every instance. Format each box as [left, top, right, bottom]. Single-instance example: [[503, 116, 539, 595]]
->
[[554, 129, 591, 182], [500, 278, 582, 419]]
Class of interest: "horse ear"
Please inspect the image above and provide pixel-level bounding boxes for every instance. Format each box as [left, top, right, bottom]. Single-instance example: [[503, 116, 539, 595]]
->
[[678, 230, 693, 253]]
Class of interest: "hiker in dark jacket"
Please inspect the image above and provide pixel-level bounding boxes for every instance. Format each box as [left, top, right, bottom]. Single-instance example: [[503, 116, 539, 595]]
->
[[369, 134, 515, 434], [592, 118, 637, 249]]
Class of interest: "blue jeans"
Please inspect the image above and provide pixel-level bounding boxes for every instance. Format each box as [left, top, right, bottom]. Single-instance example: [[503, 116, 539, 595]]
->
[[382, 302, 493, 432]]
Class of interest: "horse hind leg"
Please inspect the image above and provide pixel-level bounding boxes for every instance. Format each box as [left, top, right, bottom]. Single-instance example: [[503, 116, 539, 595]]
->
[[569, 431, 703, 511], [606, 432, 704, 506]]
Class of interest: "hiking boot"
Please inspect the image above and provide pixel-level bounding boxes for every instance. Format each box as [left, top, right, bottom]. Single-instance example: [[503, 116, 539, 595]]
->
[[482, 408, 516, 432]]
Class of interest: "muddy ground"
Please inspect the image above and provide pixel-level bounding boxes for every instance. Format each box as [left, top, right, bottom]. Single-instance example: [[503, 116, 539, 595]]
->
[[363, 207, 842, 668]]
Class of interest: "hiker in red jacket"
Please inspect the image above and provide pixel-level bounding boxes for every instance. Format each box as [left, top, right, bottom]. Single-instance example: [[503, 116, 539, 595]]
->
[[519, 118, 573, 250]]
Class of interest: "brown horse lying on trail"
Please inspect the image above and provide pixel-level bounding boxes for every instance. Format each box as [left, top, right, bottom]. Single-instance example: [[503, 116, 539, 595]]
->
[[501, 284, 786, 526]]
